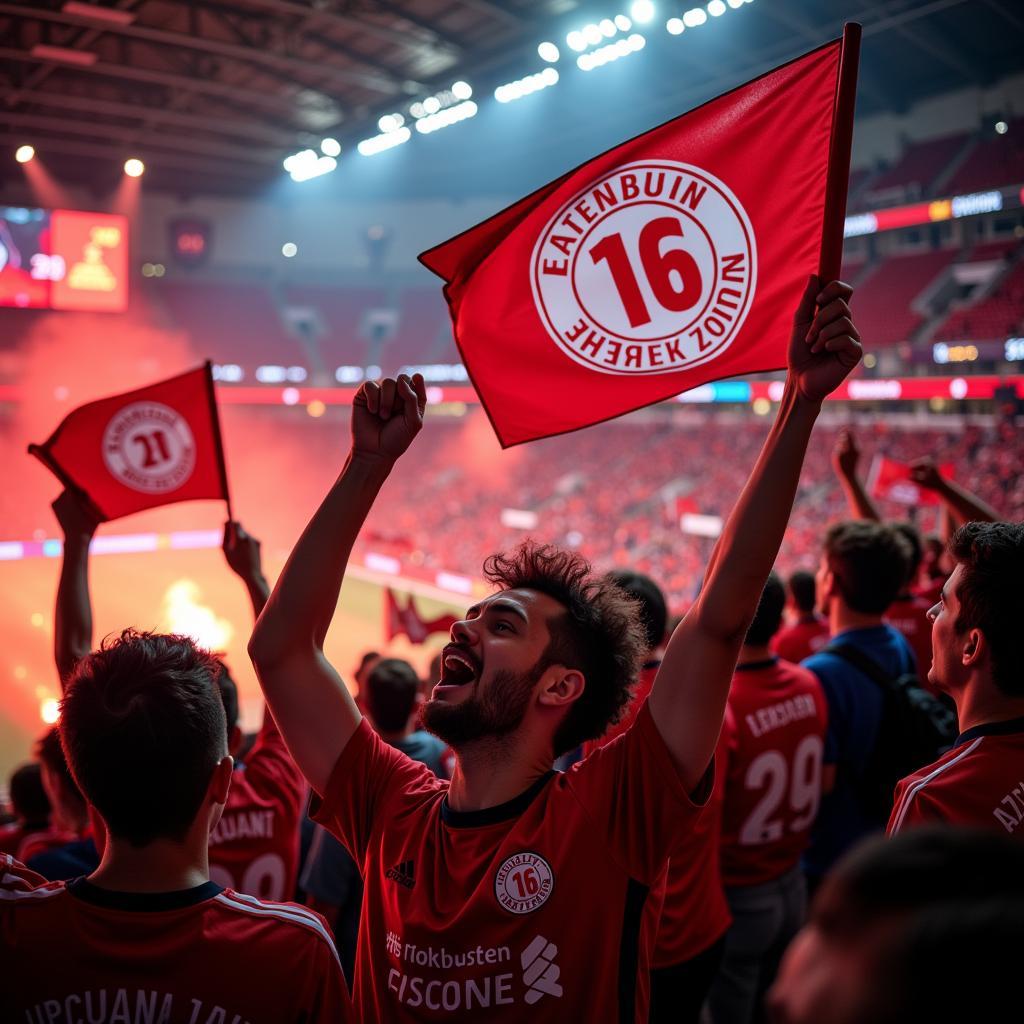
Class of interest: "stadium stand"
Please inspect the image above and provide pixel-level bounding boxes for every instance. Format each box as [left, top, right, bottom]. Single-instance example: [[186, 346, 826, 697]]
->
[[862, 132, 971, 202], [944, 118, 1024, 195], [934, 256, 1024, 341], [845, 249, 956, 346]]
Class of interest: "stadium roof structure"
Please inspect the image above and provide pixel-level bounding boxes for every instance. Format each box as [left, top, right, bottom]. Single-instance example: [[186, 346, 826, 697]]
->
[[1, 0, 1023, 198]]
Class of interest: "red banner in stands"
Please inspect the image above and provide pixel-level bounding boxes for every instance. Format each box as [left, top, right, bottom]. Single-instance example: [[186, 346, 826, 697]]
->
[[867, 456, 954, 507], [384, 588, 458, 644], [420, 29, 860, 446], [29, 363, 231, 522]]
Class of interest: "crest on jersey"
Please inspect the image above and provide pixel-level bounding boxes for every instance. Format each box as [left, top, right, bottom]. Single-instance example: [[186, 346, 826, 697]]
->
[[495, 851, 554, 915]]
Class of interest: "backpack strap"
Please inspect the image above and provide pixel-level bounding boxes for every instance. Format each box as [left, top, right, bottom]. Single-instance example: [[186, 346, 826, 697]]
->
[[823, 642, 899, 693]]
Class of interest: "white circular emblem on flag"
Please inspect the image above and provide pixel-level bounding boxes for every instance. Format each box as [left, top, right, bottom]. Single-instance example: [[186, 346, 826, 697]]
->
[[495, 851, 554, 915], [102, 401, 197, 493], [531, 160, 757, 375]]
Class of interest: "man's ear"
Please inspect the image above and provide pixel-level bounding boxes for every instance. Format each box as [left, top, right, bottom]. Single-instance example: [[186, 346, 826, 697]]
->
[[537, 666, 586, 709], [962, 627, 986, 668], [209, 756, 234, 806]]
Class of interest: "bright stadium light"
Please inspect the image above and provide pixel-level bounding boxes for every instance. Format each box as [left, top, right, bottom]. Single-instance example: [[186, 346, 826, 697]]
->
[[281, 242, 297, 258], [577, 34, 645, 71], [631, 0, 655, 24], [124, 157, 145, 177], [283, 148, 337, 181], [414, 100, 477, 134], [538, 41, 560, 62], [615, 14, 633, 30], [995, 120, 1009, 135], [357, 126, 411, 156], [495, 68, 559, 103], [583, 23, 602, 45], [451, 80, 473, 100], [566, 30, 586, 51], [708, 0, 727, 14], [15, 144, 34, 163], [728, 0, 744, 7], [667, 17, 684, 33], [423, 96, 441, 115], [600, 18, 617, 36], [684, 7, 708, 27], [320, 137, 341, 156]]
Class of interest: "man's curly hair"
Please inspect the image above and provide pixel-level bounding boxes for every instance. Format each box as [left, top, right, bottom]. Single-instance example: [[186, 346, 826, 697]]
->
[[483, 542, 647, 756]]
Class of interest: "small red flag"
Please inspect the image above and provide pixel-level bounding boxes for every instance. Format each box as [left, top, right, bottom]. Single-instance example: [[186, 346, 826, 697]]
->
[[420, 29, 860, 446], [29, 363, 230, 522], [385, 588, 458, 645], [867, 456, 954, 508]]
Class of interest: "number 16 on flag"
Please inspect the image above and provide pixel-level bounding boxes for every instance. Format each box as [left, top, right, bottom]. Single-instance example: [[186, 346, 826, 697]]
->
[[420, 26, 861, 446]]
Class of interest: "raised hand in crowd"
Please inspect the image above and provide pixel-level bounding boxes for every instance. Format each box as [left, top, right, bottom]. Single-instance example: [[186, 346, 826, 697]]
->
[[223, 521, 271, 618], [909, 456, 999, 524], [831, 426, 881, 522], [52, 488, 101, 684]]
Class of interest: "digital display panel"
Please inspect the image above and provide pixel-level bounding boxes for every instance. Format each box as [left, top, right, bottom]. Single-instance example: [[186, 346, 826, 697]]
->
[[0, 206, 129, 312]]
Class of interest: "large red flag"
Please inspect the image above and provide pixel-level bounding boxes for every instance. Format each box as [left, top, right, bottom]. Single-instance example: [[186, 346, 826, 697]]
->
[[420, 28, 860, 446], [29, 362, 230, 521]]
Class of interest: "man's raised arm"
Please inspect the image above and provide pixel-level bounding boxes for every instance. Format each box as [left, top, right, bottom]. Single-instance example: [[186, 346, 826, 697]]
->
[[52, 489, 101, 687], [248, 373, 427, 795], [650, 277, 862, 791]]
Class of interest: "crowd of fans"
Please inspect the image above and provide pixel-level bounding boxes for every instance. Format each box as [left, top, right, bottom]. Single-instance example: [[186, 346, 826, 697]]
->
[[2, 288, 1023, 1021], [357, 413, 1023, 611]]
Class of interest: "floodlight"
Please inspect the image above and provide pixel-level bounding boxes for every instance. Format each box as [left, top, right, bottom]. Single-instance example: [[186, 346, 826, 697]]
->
[[583, 23, 602, 45], [684, 8, 708, 27], [124, 157, 145, 177], [667, 18, 684, 34], [615, 14, 632, 30], [423, 96, 441, 114], [538, 41, 559, 62], [320, 137, 341, 156], [566, 30, 586, 51], [15, 144, 34, 163], [452, 80, 473, 100], [995, 120, 1009, 135], [708, 0, 727, 14], [281, 242, 297, 258], [630, 1, 655, 24], [600, 19, 616, 36]]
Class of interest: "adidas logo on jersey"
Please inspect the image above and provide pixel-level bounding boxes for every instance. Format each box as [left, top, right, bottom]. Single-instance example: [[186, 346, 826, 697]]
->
[[386, 859, 416, 889]]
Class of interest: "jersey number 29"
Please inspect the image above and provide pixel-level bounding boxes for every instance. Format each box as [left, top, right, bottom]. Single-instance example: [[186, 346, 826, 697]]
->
[[739, 735, 823, 845]]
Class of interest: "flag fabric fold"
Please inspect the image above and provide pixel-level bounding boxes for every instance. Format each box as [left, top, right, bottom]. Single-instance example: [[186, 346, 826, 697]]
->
[[420, 29, 860, 446], [867, 456, 953, 508], [29, 363, 230, 522], [385, 588, 458, 645]]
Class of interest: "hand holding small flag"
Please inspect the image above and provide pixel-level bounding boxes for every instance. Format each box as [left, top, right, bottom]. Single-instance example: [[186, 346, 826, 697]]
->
[[789, 276, 862, 405]]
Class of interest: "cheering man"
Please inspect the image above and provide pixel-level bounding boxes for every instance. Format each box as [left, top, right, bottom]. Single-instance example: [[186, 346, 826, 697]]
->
[[249, 276, 861, 1021]]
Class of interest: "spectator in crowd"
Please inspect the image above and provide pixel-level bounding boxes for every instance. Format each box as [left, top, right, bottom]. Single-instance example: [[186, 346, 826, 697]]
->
[[709, 573, 828, 1024], [0, 763, 51, 858], [302, 657, 448, 983], [771, 570, 829, 663], [583, 570, 730, 1024], [909, 457, 1000, 527], [23, 727, 95, 877], [248, 277, 861, 1021], [802, 521, 915, 888], [0, 629, 350, 1022], [829, 430, 932, 675], [767, 828, 1024, 1024], [46, 489, 306, 900], [889, 522, 1024, 836]]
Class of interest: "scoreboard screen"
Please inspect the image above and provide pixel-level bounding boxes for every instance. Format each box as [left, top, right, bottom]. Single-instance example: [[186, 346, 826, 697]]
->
[[0, 206, 129, 312]]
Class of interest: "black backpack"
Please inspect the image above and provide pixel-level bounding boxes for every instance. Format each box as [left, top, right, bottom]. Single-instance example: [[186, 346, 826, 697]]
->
[[824, 642, 959, 823]]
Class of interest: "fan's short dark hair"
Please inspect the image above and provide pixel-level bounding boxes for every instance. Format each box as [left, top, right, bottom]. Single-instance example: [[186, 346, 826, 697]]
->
[[744, 572, 786, 646], [824, 521, 911, 614], [891, 521, 924, 584], [34, 727, 84, 810], [950, 521, 1024, 697], [365, 658, 420, 733], [216, 659, 239, 735], [484, 542, 646, 756], [606, 570, 668, 652], [59, 629, 227, 847], [812, 828, 1024, 1024], [9, 762, 50, 825], [787, 570, 817, 614]]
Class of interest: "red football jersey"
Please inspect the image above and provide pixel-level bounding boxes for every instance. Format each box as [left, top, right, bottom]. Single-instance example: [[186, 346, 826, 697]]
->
[[888, 718, 1024, 836], [584, 664, 730, 968], [770, 615, 830, 664], [885, 593, 933, 684], [208, 707, 306, 900], [313, 702, 709, 1021], [1, 873, 350, 1021], [719, 658, 829, 887]]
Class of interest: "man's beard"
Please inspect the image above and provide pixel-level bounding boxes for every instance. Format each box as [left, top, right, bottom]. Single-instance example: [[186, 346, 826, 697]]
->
[[420, 663, 544, 749]]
